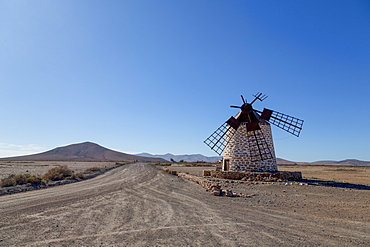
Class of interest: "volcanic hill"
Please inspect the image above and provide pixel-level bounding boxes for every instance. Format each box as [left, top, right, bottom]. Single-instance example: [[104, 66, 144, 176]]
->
[[0, 142, 166, 162]]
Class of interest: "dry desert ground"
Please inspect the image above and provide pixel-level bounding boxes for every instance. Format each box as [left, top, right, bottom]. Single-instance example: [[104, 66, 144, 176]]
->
[[0, 162, 369, 246], [0, 161, 120, 179]]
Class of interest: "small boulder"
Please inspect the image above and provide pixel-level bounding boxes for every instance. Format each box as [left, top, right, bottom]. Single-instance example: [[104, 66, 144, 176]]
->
[[225, 190, 233, 197], [212, 189, 222, 196]]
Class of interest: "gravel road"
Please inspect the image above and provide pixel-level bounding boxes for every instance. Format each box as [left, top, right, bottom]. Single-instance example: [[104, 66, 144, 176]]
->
[[0, 163, 369, 246]]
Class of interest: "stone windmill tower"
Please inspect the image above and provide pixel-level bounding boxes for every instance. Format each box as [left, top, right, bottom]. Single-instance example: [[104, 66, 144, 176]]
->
[[204, 93, 303, 172]]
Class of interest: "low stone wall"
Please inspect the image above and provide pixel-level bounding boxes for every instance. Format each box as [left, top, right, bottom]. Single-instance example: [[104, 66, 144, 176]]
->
[[206, 170, 302, 181], [202, 170, 211, 176], [162, 167, 178, 175], [177, 173, 221, 193]]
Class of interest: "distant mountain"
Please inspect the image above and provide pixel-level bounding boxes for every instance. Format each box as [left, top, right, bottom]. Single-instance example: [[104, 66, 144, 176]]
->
[[135, 153, 370, 167], [276, 158, 309, 165], [309, 159, 370, 166], [0, 142, 166, 162], [277, 158, 370, 166], [136, 153, 221, 163]]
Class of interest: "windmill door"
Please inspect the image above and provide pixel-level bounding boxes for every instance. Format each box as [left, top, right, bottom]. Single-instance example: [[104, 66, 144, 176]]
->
[[223, 159, 230, 171]]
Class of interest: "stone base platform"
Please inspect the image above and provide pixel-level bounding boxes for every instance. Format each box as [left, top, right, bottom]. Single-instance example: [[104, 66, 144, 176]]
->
[[203, 170, 302, 182]]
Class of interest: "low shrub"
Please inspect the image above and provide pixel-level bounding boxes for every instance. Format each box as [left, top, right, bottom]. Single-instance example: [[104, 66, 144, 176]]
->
[[115, 162, 129, 166], [26, 174, 45, 184], [75, 172, 84, 178], [1, 177, 16, 187], [86, 167, 101, 172], [43, 165, 74, 181], [153, 162, 170, 166], [13, 174, 28, 185], [0, 173, 45, 187]]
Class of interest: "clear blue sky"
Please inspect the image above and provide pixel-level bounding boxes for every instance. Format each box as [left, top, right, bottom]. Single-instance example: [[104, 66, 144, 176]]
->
[[1, 0, 369, 162]]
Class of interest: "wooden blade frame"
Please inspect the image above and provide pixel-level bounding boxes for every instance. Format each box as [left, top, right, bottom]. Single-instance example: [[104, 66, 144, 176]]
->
[[257, 109, 304, 137], [204, 122, 237, 156], [247, 128, 273, 162]]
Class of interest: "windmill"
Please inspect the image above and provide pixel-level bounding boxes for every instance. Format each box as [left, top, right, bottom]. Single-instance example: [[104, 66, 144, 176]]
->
[[204, 92, 303, 172]]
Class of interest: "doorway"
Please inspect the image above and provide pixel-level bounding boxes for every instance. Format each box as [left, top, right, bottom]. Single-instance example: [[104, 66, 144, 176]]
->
[[223, 159, 230, 171]]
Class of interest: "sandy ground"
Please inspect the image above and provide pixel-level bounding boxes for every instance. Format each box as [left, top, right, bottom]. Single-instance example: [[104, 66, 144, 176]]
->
[[0, 163, 369, 246], [280, 165, 370, 186]]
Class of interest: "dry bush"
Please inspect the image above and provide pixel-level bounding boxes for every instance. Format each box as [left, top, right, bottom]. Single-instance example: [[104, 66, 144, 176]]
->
[[86, 167, 101, 172], [183, 163, 214, 167], [75, 172, 84, 178], [1, 177, 16, 187], [13, 174, 28, 185], [43, 165, 74, 181], [26, 174, 45, 184], [115, 162, 129, 166], [0, 165, 85, 188], [0, 173, 45, 187], [153, 162, 170, 166]]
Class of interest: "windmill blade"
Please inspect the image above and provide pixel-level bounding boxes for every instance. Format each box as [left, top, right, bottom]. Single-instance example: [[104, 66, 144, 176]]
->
[[204, 122, 237, 156], [257, 109, 303, 137], [230, 105, 241, 109], [251, 92, 268, 104], [240, 95, 246, 104], [247, 129, 273, 162]]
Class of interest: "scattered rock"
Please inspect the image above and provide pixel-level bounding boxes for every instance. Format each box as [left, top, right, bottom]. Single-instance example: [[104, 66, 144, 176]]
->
[[209, 170, 302, 181], [202, 170, 211, 176], [176, 172, 256, 198], [212, 189, 222, 196], [224, 190, 233, 197]]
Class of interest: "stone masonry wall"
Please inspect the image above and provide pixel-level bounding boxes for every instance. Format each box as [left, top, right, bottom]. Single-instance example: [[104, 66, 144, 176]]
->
[[223, 121, 278, 172]]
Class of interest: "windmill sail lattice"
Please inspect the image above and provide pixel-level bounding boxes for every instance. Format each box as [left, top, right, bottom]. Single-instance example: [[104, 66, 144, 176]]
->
[[257, 109, 304, 137], [204, 123, 236, 156]]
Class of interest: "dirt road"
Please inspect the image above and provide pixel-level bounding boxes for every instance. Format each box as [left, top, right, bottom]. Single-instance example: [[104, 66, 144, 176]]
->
[[0, 163, 369, 246]]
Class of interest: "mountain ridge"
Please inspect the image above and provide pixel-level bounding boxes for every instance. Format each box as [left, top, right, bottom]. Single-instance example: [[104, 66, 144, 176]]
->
[[136, 153, 221, 162], [0, 142, 165, 162], [136, 153, 370, 166]]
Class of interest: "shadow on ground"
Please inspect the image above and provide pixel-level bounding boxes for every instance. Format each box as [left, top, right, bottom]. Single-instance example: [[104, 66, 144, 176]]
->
[[301, 179, 370, 190]]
